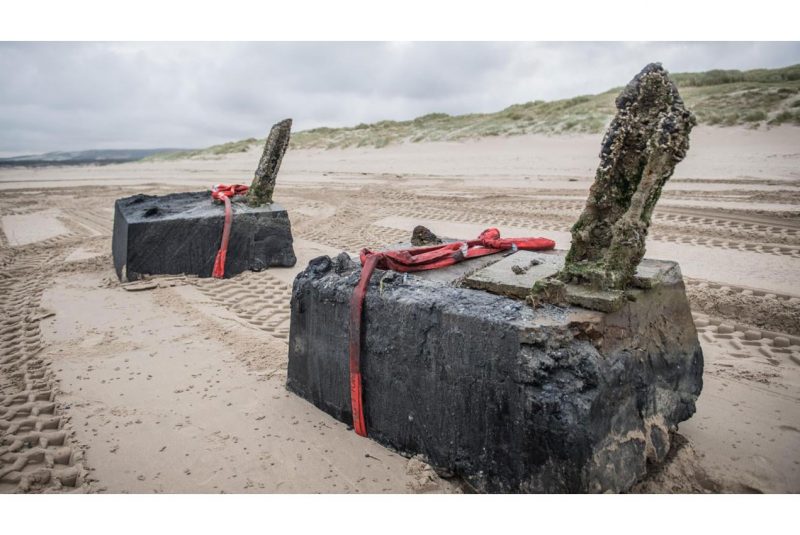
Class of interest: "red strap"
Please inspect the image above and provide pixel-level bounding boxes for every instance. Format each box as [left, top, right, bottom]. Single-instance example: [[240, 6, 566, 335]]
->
[[348, 228, 555, 437], [211, 184, 249, 278], [348, 254, 378, 437]]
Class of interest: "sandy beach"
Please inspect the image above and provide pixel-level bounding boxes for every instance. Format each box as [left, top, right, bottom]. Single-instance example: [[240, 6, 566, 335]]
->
[[1, 126, 799, 493]]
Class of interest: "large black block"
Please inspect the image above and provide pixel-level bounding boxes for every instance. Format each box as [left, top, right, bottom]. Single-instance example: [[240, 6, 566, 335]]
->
[[112, 191, 296, 281], [286, 252, 703, 493]]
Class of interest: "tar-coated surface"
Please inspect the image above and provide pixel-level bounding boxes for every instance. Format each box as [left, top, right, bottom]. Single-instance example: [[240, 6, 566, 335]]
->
[[287, 253, 703, 492], [112, 191, 296, 281]]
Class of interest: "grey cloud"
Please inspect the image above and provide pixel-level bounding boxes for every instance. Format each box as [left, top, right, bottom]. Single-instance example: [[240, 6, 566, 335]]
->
[[0, 42, 798, 155]]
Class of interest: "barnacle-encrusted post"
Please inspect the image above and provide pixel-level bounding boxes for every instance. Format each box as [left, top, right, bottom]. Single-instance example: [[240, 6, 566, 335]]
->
[[552, 63, 696, 292], [247, 118, 293, 207]]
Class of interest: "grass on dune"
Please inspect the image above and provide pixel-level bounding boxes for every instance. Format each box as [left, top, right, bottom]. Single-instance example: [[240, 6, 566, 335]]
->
[[146, 64, 800, 160]]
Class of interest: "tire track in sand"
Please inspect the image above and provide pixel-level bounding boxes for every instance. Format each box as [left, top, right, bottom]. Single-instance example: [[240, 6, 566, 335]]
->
[[194, 271, 294, 341], [386, 201, 800, 259], [0, 252, 90, 492], [685, 278, 800, 337], [692, 310, 800, 402]]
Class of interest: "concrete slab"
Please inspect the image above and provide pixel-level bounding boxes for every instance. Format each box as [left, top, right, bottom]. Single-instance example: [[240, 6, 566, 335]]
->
[[633, 259, 683, 288], [413, 253, 506, 285], [463, 249, 682, 311], [463, 250, 563, 298]]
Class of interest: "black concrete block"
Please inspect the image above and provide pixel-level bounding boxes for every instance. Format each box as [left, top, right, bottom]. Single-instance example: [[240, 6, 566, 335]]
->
[[112, 191, 296, 281], [286, 253, 703, 493]]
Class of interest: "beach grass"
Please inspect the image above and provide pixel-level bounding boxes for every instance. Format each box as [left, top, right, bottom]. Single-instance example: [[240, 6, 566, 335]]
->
[[146, 64, 800, 159]]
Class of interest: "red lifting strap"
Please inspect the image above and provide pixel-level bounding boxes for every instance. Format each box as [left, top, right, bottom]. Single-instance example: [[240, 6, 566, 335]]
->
[[348, 228, 555, 437], [211, 184, 249, 278]]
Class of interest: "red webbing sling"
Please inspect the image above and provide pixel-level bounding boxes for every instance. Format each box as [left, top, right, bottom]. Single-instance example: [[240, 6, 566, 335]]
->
[[348, 228, 555, 437], [211, 184, 249, 278]]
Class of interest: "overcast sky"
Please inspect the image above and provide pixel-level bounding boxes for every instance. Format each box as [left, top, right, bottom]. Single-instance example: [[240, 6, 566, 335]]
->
[[1, 42, 798, 156]]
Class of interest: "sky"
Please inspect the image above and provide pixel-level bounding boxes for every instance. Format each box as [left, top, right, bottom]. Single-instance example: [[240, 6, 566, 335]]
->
[[1, 41, 798, 156]]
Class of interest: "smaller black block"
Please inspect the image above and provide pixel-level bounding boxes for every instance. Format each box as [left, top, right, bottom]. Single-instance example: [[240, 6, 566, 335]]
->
[[112, 191, 296, 281]]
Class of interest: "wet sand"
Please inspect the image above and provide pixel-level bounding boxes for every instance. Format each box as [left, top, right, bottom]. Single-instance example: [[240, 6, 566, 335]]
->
[[1, 126, 799, 493]]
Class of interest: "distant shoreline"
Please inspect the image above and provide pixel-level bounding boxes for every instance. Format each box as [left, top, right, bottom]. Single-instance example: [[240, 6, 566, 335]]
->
[[0, 159, 146, 168]]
